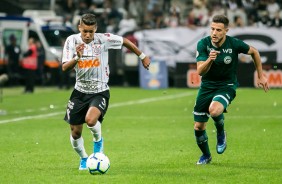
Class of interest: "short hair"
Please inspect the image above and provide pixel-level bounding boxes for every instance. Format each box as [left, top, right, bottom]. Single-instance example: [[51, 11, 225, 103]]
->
[[212, 15, 229, 28], [80, 13, 97, 26]]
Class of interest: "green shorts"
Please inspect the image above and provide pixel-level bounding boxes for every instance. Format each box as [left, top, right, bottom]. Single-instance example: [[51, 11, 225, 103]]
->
[[193, 86, 236, 122]]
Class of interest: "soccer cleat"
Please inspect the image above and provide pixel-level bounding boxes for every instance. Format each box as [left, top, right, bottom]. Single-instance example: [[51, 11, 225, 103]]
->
[[79, 157, 88, 170], [196, 155, 212, 165], [94, 137, 104, 153], [217, 131, 227, 154]]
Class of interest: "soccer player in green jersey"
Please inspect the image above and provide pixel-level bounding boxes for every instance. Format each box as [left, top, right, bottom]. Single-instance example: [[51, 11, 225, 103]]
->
[[193, 14, 269, 165]]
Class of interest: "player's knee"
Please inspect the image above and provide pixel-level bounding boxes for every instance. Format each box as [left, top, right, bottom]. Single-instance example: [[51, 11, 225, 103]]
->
[[194, 122, 206, 131], [85, 116, 98, 127], [209, 106, 222, 117], [71, 130, 82, 139]]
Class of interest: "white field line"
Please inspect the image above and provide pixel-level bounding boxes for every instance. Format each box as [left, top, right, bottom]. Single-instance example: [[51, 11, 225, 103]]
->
[[0, 92, 195, 124]]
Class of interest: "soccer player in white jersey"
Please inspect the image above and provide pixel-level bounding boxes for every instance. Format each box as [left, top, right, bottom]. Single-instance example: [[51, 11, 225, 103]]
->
[[61, 13, 150, 170]]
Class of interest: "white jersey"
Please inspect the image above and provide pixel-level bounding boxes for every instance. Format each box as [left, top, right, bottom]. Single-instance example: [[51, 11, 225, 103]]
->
[[62, 33, 123, 94]]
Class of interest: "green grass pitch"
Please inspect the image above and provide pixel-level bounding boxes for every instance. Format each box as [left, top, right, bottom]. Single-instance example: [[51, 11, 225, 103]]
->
[[0, 87, 281, 183]]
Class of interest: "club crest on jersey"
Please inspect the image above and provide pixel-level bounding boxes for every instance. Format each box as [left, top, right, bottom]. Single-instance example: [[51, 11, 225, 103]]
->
[[92, 45, 101, 55], [224, 56, 232, 64]]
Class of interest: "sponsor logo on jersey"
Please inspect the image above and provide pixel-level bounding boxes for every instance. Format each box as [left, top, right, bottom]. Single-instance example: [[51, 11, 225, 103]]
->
[[109, 40, 122, 44], [78, 58, 101, 68], [222, 49, 232, 53]]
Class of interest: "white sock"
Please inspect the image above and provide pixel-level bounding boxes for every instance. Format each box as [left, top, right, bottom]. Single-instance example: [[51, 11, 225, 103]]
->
[[87, 121, 102, 142], [70, 135, 88, 158]]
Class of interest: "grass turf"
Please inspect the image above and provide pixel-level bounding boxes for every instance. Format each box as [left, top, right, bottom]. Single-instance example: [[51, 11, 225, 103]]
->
[[0, 87, 281, 183]]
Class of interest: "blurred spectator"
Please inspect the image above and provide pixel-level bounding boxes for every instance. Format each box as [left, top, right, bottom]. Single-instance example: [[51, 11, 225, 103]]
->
[[143, 3, 166, 29], [5, 34, 21, 86], [126, 0, 143, 26], [266, 0, 280, 20], [147, 0, 159, 12], [36, 41, 46, 86], [186, 11, 199, 29], [256, 0, 268, 18], [163, 0, 171, 14], [164, 5, 181, 28], [232, 15, 245, 27], [242, 0, 258, 24], [257, 11, 270, 28], [118, 12, 138, 36], [225, 0, 247, 27], [72, 0, 90, 28], [92, 0, 104, 8], [21, 38, 38, 93], [88, 2, 108, 33], [269, 11, 282, 28], [75, 0, 90, 16], [190, 0, 209, 26], [210, 2, 225, 18], [105, 0, 123, 33]]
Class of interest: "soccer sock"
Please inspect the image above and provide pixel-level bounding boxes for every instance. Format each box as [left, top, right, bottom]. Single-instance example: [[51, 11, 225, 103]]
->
[[70, 135, 88, 158], [87, 121, 102, 142], [212, 114, 225, 136], [195, 130, 211, 157]]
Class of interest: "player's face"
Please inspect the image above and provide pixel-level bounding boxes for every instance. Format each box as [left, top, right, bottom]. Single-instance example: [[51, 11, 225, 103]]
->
[[210, 22, 228, 46], [78, 23, 97, 44]]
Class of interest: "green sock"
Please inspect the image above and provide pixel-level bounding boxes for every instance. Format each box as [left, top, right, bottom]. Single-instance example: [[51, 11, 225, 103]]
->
[[194, 130, 211, 157], [213, 114, 224, 136]]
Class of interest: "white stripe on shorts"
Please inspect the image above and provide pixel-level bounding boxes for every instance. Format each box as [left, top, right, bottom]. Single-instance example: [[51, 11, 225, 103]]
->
[[213, 95, 229, 105]]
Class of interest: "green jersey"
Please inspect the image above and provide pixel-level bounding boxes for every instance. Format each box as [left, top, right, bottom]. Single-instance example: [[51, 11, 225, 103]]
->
[[196, 35, 249, 88]]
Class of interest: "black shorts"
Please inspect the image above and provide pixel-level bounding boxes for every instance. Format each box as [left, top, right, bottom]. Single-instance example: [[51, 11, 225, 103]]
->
[[64, 89, 110, 125]]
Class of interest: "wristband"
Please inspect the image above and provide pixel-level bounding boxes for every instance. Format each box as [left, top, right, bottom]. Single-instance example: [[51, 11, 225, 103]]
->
[[74, 55, 80, 62], [139, 52, 146, 60]]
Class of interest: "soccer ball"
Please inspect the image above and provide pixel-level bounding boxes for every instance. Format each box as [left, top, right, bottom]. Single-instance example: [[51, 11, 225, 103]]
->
[[86, 153, 110, 174]]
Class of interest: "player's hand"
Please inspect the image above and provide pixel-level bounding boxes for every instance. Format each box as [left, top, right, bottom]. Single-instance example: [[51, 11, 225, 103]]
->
[[209, 50, 220, 61], [257, 75, 269, 92], [142, 57, 150, 70], [76, 43, 85, 58]]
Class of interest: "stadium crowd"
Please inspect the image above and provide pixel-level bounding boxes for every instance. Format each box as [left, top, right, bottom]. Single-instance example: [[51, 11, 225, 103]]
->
[[56, 0, 282, 36]]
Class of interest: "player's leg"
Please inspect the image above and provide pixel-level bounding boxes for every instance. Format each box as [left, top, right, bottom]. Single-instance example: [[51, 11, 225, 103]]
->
[[193, 87, 213, 164], [210, 101, 227, 154], [194, 121, 212, 164], [210, 100, 227, 154], [210, 88, 236, 154], [86, 106, 104, 153], [64, 89, 89, 170], [86, 91, 110, 153], [70, 124, 88, 170]]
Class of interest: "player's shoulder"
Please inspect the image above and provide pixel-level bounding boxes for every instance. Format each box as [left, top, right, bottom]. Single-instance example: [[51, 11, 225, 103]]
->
[[95, 33, 122, 43], [226, 35, 243, 43], [198, 36, 211, 44], [94, 33, 111, 42], [66, 33, 80, 41], [197, 36, 210, 47]]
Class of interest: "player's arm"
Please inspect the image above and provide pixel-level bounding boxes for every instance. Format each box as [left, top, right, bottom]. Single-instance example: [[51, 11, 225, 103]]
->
[[122, 38, 150, 70], [248, 46, 269, 92], [197, 50, 220, 76], [62, 43, 85, 72]]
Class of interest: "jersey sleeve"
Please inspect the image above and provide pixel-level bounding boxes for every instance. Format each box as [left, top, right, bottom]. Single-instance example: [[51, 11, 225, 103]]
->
[[234, 38, 250, 54], [61, 35, 75, 64], [196, 39, 208, 62], [103, 33, 123, 50]]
